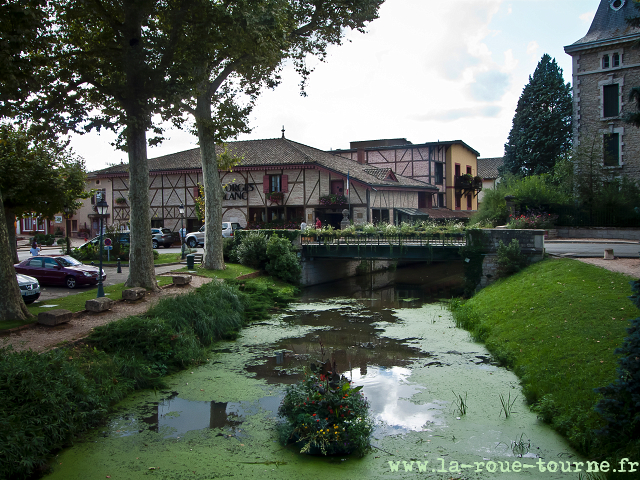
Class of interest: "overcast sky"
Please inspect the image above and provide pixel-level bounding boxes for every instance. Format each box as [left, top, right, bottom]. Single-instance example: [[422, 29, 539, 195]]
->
[[70, 0, 601, 172]]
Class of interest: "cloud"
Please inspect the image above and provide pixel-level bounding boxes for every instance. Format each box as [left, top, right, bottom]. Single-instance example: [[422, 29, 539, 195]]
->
[[579, 11, 595, 23], [468, 70, 510, 101], [526, 41, 539, 58], [426, 0, 503, 81], [413, 105, 501, 122]]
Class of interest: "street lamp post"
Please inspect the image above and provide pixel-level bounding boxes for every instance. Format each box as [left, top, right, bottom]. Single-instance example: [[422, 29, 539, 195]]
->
[[63, 206, 72, 255], [179, 204, 185, 260], [95, 197, 109, 298]]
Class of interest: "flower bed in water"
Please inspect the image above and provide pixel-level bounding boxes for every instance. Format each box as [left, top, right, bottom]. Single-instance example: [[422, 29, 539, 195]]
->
[[278, 359, 373, 457]]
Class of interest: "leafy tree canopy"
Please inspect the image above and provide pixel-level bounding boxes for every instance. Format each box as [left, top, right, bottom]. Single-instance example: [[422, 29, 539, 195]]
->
[[501, 54, 572, 177], [0, 123, 88, 218]]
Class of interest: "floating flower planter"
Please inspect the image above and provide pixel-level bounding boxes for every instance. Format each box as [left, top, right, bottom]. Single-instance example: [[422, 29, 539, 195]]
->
[[278, 359, 373, 457]]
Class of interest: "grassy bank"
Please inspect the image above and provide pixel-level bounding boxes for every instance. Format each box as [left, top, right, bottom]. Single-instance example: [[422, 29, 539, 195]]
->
[[1, 275, 298, 480], [450, 257, 634, 459]]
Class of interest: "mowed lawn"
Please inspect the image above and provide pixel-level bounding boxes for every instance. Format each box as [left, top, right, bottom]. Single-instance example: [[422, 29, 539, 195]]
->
[[451, 257, 634, 452]]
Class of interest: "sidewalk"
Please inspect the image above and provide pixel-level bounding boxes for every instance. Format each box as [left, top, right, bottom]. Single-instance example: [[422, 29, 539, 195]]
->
[[545, 238, 639, 244]]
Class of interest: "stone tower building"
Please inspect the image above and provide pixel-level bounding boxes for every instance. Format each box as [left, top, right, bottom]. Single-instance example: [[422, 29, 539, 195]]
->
[[564, 0, 640, 178]]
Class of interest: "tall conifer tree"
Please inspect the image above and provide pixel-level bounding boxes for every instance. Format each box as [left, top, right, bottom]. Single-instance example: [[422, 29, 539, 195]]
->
[[501, 54, 572, 177]]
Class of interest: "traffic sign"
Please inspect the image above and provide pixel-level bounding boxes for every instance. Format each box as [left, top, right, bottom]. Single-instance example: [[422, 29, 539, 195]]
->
[[104, 245, 113, 250], [104, 238, 112, 246]]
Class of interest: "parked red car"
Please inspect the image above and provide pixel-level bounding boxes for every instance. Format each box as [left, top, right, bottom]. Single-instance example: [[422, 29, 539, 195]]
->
[[14, 255, 106, 289]]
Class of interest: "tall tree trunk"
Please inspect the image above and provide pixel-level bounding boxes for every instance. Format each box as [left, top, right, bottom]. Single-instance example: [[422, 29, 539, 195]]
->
[[196, 91, 225, 270], [125, 123, 159, 290], [4, 207, 18, 264], [0, 189, 32, 322], [122, 1, 158, 290]]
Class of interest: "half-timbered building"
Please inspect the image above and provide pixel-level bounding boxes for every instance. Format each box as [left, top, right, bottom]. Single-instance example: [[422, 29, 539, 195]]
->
[[329, 138, 480, 215], [74, 137, 439, 237]]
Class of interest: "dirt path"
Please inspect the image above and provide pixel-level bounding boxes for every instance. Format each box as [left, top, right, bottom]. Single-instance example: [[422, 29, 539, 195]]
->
[[1, 275, 214, 353], [575, 257, 640, 278]]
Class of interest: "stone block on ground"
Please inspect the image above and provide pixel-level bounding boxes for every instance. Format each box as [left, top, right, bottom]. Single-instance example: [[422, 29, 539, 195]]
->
[[122, 287, 147, 301], [172, 274, 192, 285], [85, 297, 115, 312], [38, 309, 73, 326], [604, 248, 614, 260]]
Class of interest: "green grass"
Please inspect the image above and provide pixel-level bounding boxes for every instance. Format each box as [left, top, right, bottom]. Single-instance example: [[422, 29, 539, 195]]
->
[[13, 277, 174, 322], [450, 257, 634, 455], [177, 262, 258, 279]]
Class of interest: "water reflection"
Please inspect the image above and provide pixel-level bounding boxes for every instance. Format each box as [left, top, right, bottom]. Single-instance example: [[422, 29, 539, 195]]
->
[[107, 263, 464, 440], [350, 366, 446, 435]]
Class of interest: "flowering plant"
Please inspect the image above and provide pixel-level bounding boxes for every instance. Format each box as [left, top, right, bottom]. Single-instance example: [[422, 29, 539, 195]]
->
[[278, 360, 373, 456], [319, 194, 347, 206], [267, 191, 285, 204], [507, 212, 558, 229]]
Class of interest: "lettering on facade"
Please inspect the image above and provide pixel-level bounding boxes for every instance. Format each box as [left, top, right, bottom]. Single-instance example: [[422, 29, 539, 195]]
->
[[224, 183, 254, 201]]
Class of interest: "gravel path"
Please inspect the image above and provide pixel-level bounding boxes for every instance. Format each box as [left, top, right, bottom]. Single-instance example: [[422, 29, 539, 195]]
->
[[1, 275, 214, 353]]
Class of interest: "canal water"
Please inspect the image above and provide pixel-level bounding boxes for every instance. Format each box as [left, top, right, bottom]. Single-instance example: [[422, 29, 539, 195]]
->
[[45, 263, 583, 479]]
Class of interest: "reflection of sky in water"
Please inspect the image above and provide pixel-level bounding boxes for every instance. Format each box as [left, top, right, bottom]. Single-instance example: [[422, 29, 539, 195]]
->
[[349, 366, 445, 434], [110, 366, 444, 439]]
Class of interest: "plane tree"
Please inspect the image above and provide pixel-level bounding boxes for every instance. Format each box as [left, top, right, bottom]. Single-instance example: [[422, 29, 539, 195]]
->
[[177, 0, 384, 270], [12, 0, 214, 291]]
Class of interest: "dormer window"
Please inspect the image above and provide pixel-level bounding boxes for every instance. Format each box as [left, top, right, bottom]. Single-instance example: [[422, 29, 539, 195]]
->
[[609, 0, 625, 11], [602, 54, 610, 69], [613, 52, 620, 67]]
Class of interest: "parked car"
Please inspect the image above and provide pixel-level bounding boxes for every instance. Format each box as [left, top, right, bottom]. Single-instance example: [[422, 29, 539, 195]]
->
[[14, 255, 106, 289], [78, 231, 131, 249], [223, 222, 243, 238], [17, 273, 40, 304], [151, 228, 179, 249], [185, 222, 243, 248]]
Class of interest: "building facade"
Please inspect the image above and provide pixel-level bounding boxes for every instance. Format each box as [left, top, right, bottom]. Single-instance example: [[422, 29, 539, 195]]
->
[[75, 137, 439, 236], [476, 157, 503, 208], [564, 0, 640, 177], [329, 138, 480, 215]]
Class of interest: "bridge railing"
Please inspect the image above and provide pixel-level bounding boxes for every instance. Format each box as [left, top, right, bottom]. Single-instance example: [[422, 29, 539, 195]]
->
[[301, 233, 467, 247]]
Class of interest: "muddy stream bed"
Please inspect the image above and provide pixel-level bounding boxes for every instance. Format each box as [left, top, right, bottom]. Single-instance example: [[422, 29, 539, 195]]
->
[[45, 263, 584, 479]]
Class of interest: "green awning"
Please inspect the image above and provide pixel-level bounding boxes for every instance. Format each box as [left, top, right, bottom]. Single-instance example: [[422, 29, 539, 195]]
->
[[395, 208, 430, 217]]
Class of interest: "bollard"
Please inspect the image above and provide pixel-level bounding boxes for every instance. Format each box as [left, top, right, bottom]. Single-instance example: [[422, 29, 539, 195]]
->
[[186, 254, 195, 270], [117, 259, 122, 273], [604, 248, 614, 260]]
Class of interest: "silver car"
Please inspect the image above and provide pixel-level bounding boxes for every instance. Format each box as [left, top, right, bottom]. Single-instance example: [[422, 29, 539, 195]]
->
[[184, 223, 242, 248], [17, 273, 41, 304]]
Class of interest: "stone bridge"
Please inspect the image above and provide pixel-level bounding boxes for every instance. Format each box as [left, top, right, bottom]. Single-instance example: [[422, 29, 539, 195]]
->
[[298, 229, 545, 287]]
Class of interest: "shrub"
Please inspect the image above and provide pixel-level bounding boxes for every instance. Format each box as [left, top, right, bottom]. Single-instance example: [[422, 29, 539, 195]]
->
[[470, 186, 509, 227], [593, 279, 640, 458], [223, 237, 238, 263], [265, 235, 301, 284], [496, 239, 528, 277], [236, 231, 269, 269], [145, 281, 246, 345], [0, 346, 131, 480]]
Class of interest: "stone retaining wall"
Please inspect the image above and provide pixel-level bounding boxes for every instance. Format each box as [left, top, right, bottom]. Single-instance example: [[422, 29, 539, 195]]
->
[[556, 227, 640, 241], [478, 229, 546, 289]]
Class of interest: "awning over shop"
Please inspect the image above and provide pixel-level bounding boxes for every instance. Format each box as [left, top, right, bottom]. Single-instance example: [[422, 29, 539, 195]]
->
[[395, 208, 430, 217]]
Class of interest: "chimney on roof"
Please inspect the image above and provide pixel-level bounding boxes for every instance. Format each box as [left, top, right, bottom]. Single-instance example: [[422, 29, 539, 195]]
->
[[357, 148, 366, 164]]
